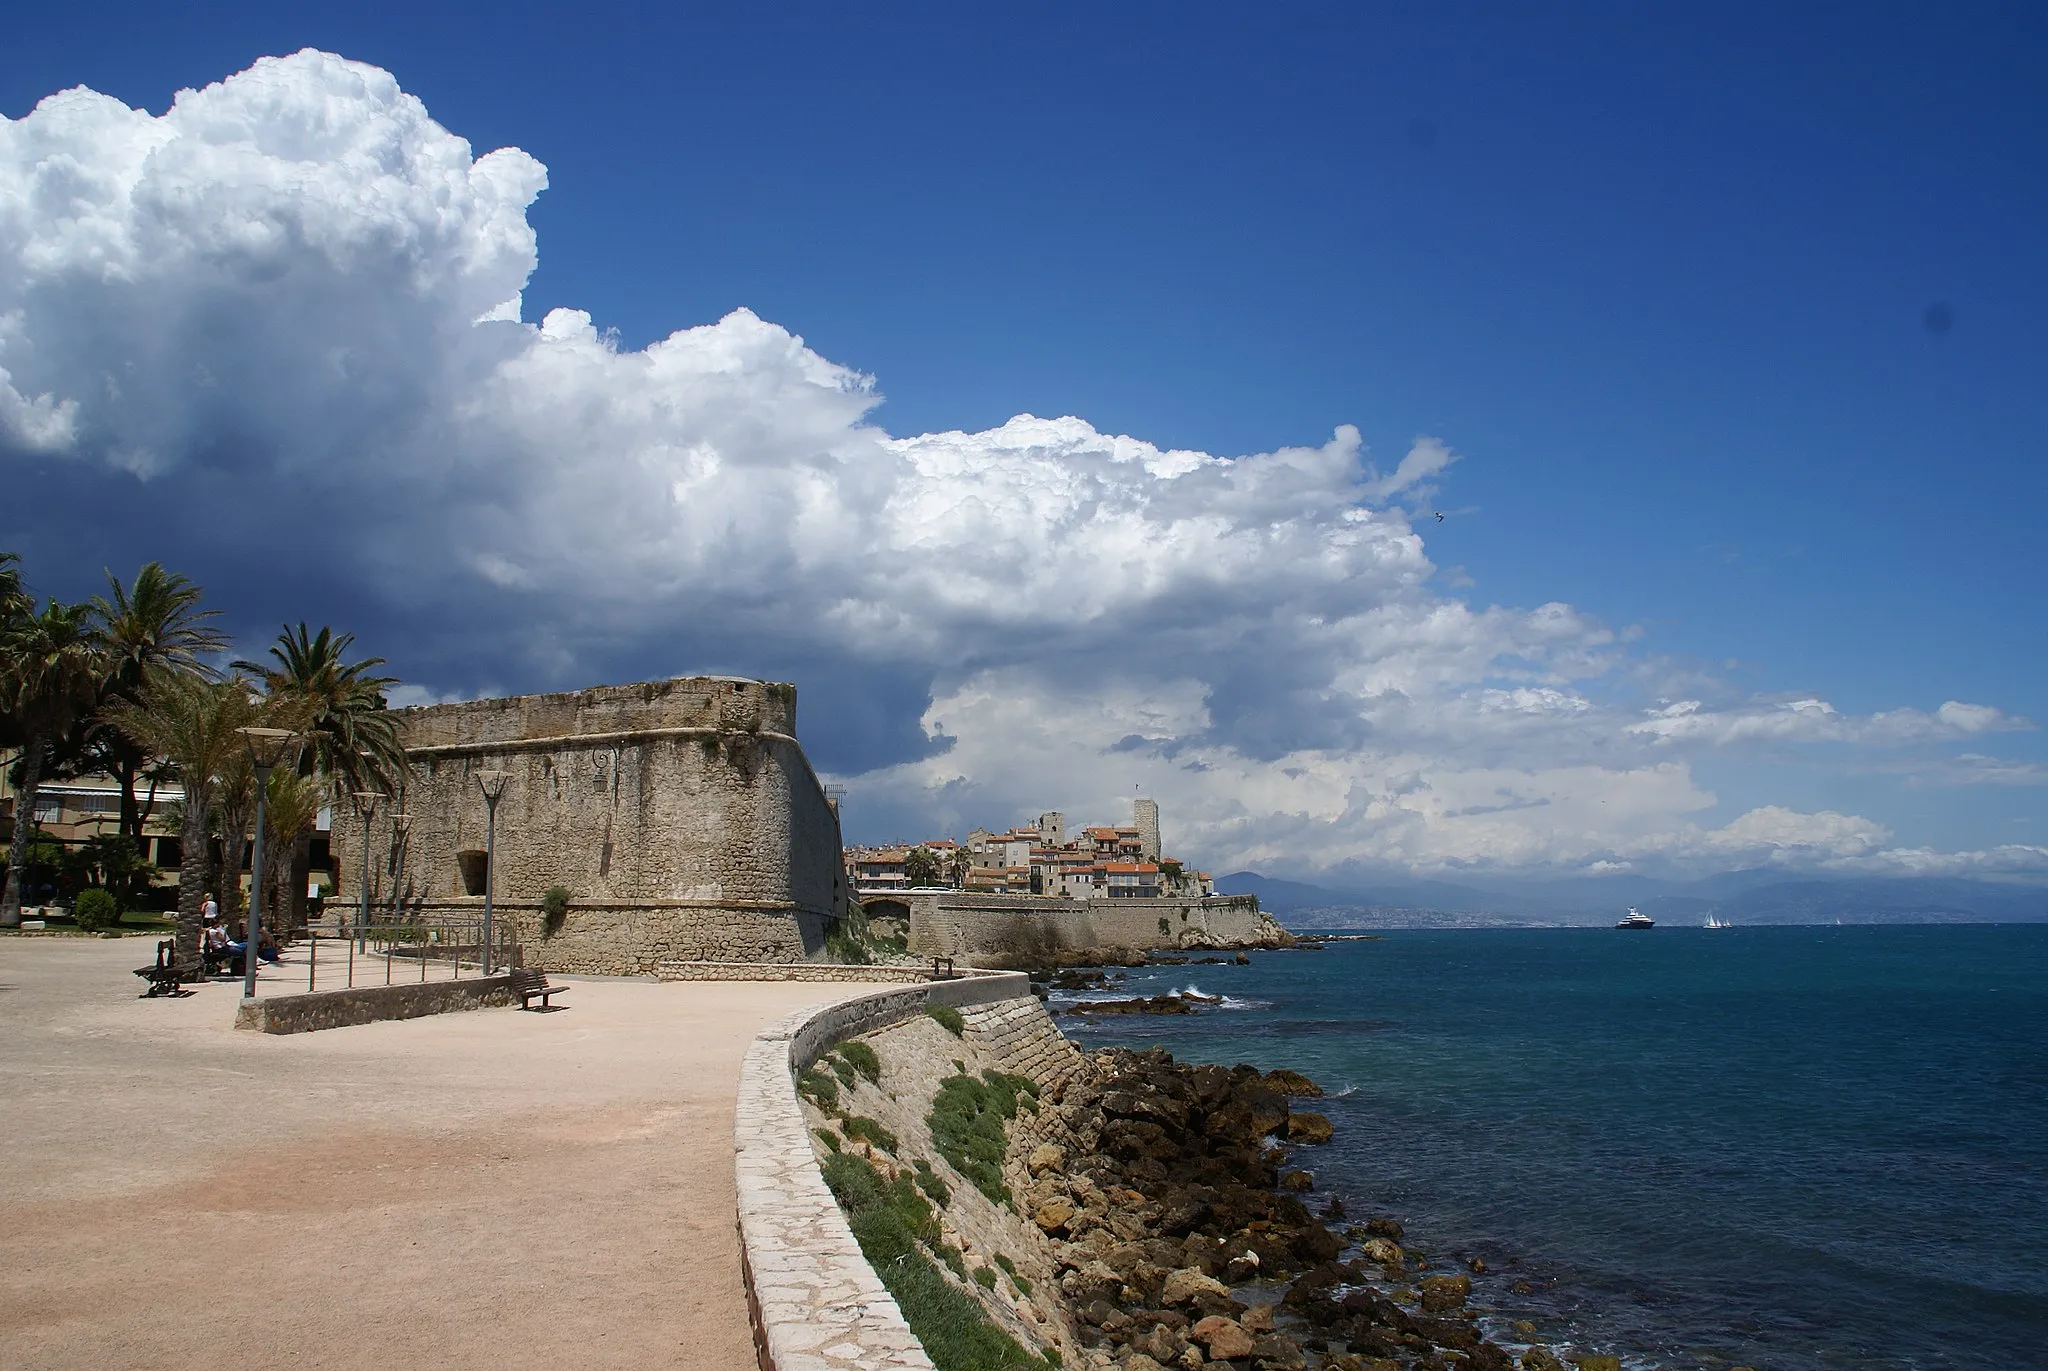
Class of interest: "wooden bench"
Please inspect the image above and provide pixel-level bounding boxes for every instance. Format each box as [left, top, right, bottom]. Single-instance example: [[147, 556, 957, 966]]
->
[[507, 967, 568, 1011], [132, 939, 198, 998]]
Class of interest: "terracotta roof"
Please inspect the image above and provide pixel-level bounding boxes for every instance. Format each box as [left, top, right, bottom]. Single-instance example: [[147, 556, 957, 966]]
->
[[1103, 862, 1160, 874]]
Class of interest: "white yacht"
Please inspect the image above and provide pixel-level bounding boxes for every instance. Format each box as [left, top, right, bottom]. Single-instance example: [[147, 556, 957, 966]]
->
[[1617, 906, 1655, 930]]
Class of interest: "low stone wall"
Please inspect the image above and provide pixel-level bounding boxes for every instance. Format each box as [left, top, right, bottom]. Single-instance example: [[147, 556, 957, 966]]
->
[[732, 972, 1031, 1371], [232, 975, 518, 1034], [659, 961, 935, 983]]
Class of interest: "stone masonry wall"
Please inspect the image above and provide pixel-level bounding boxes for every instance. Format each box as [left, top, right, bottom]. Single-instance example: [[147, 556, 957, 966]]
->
[[331, 677, 847, 974], [231, 974, 517, 1034], [732, 973, 1031, 1371], [904, 892, 1287, 964]]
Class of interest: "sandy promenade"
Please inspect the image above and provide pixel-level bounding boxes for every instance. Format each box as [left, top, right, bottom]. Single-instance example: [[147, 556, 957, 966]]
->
[[0, 935, 892, 1370]]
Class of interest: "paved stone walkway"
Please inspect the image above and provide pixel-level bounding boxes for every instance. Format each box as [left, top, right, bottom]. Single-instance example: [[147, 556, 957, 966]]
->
[[0, 935, 891, 1370]]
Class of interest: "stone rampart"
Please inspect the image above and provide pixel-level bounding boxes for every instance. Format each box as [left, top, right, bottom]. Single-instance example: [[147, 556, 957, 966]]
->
[[732, 971, 1032, 1371], [657, 961, 936, 983], [331, 677, 847, 975], [896, 891, 1287, 964]]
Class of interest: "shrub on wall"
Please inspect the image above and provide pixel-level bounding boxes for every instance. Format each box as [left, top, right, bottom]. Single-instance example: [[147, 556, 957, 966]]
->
[[541, 885, 571, 938], [72, 889, 120, 932]]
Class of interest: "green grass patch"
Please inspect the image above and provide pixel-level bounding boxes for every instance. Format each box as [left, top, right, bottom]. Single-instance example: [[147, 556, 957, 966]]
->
[[842, 1115, 899, 1154], [927, 1004, 965, 1037], [797, 1066, 840, 1111], [992, 1254, 1016, 1275], [815, 1127, 842, 1152], [827, 1053, 858, 1086], [912, 1158, 951, 1208], [973, 1265, 998, 1290], [821, 1154, 1054, 1371], [927, 1070, 1037, 1208], [837, 1041, 882, 1083]]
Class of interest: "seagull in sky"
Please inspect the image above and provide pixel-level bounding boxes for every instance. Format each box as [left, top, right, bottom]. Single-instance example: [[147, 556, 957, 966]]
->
[[1433, 511, 1445, 522]]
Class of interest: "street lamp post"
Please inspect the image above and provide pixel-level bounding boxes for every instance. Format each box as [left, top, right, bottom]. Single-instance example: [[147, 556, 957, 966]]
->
[[476, 771, 509, 974], [238, 727, 298, 1000], [389, 812, 412, 922], [351, 790, 381, 951]]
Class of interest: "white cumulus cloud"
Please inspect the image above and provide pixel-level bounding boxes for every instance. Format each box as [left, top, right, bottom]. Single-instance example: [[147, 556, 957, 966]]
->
[[0, 50, 2036, 881]]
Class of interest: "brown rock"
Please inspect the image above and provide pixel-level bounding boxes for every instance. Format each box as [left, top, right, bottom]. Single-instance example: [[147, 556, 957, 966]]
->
[[1247, 1333, 1306, 1369], [1286, 1112, 1335, 1144], [1360, 1237, 1403, 1266], [1365, 1216, 1405, 1240], [1263, 1068, 1325, 1097], [1035, 1199, 1078, 1234], [1135, 1325, 1187, 1363], [1573, 1359, 1622, 1371], [1189, 1316, 1256, 1361], [1123, 1355, 1168, 1371], [1520, 1349, 1567, 1371], [1028, 1142, 1067, 1173], [1161, 1267, 1230, 1306], [1239, 1303, 1276, 1333], [1279, 1169, 1315, 1191], [1419, 1274, 1471, 1313], [1467, 1255, 1488, 1274]]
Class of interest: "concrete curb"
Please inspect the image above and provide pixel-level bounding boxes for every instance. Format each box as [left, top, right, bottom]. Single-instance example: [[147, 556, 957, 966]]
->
[[733, 970, 1029, 1371]]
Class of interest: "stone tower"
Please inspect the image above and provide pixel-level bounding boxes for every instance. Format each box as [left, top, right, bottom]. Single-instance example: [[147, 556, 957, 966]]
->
[[1133, 797, 1160, 860], [1037, 811, 1066, 847]]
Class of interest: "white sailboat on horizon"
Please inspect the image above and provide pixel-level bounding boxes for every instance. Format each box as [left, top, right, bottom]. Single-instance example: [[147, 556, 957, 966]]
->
[[1704, 913, 1730, 929]]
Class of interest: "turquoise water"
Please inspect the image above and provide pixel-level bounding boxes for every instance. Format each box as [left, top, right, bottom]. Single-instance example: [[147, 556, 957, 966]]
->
[[1055, 925, 2048, 1370]]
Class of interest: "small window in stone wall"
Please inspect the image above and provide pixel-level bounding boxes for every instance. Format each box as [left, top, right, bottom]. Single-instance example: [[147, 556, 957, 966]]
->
[[457, 849, 488, 896]]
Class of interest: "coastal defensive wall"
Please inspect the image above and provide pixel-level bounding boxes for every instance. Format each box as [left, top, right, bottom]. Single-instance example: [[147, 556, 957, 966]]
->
[[329, 676, 848, 974], [868, 889, 1289, 964]]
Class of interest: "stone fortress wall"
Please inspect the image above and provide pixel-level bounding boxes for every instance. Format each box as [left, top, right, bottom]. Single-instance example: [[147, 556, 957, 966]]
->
[[875, 890, 1289, 965], [330, 676, 848, 974]]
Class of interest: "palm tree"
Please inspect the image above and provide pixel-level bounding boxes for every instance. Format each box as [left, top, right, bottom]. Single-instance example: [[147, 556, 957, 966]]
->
[[101, 668, 262, 962], [2, 600, 106, 926], [0, 553, 25, 621], [258, 769, 323, 939], [88, 563, 228, 843], [235, 624, 406, 794]]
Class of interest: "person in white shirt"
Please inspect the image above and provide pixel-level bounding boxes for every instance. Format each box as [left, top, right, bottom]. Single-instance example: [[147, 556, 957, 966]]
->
[[200, 892, 219, 923]]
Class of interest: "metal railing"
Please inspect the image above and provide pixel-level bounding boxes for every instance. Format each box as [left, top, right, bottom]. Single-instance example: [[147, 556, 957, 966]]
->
[[276, 917, 522, 994]]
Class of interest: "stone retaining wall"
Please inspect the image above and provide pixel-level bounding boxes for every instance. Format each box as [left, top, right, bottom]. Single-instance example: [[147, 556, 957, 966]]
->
[[232, 974, 517, 1034], [898, 892, 1289, 964], [733, 971, 1031, 1371], [659, 961, 936, 983]]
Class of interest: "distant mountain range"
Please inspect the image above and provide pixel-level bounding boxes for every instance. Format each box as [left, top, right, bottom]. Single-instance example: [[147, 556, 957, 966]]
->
[[1215, 870, 2048, 928]]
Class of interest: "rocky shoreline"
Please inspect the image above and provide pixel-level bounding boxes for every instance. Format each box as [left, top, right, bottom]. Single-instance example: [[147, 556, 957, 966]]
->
[[1019, 1043, 1621, 1371], [797, 965, 1678, 1371]]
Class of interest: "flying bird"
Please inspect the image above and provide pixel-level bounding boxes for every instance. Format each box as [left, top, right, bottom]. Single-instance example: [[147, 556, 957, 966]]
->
[[1434, 511, 1445, 522]]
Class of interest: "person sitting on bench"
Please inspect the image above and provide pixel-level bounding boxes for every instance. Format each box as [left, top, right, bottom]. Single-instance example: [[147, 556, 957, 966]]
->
[[202, 916, 234, 976], [224, 922, 281, 966]]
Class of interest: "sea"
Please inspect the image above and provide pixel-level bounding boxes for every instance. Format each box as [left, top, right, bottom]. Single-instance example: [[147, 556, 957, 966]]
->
[[1051, 924, 2048, 1371]]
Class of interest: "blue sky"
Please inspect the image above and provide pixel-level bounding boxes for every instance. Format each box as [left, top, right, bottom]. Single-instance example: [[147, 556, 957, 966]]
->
[[3, 4, 2044, 878]]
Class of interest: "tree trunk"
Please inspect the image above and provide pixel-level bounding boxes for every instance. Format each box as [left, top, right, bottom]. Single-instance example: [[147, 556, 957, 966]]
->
[[114, 754, 141, 843], [174, 793, 211, 966], [1, 735, 47, 927], [221, 827, 248, 933], [288, 831, 312, 938]]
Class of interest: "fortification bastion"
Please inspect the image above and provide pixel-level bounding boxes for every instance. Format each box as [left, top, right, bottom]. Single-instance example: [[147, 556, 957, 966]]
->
[[331, 677, 848, 973]]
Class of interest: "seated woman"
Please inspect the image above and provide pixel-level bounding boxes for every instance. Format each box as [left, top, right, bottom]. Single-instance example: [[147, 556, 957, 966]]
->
[[202, 917, 233, 975]]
